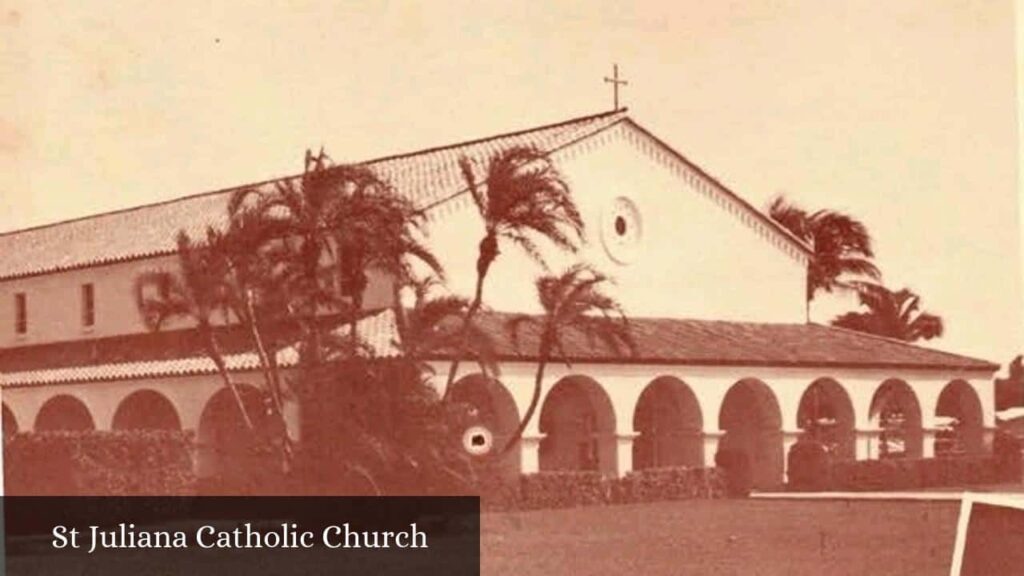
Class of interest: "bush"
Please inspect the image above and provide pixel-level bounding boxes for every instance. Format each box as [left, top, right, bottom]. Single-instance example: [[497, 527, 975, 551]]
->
[[826, 455, 1001, 492], [786, 440, 832, 492], [4, 430, 196, 496], [614, 467, 726, 503], [519, 471, 609, 510], [498, 467, 725, 511], [715, 449, 752, 497], [993, 431, 1023, 482]]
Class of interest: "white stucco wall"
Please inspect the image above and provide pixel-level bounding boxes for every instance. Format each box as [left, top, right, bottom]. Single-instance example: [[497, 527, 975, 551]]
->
[[421, 122, 808, 322], [0, 255, 395, 346]]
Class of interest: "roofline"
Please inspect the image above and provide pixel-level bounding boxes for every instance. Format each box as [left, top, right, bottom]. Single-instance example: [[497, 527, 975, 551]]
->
[[817, 322, 998, 369], [422, 353, 998, 373], [0, 108, 628, 240], [1, 353, 996, 388], [620, 118, 814, 258]]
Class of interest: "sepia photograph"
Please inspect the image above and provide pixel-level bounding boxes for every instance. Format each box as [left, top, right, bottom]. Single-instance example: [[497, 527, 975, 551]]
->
[[1, 1, 1023, 574]]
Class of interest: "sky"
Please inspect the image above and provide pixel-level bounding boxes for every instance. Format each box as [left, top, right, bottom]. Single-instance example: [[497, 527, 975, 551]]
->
[[1, 1, 1021, 365]]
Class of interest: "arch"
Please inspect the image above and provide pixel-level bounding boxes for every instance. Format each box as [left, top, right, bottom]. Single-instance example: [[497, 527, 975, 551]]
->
[[3, 403, 18, 440], [869, 379, 923, 459], [717, 378, 784, 490], [935, 380, 984, 455], [633, 376, 703, 469], [197, 384, 276, 491], [34, 395, 95, 432], [796, 378, 856, 460], [112, 390, 182, 431], [539, 375, 617, 475], [448, 374, 522, 477]]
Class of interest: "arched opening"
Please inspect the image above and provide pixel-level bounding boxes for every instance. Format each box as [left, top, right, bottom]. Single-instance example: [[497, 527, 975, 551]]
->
[[718, 378, 784, 490], [197, 385, 276, 492], [633, 376, 703, 469], [34, 395, 95, 432], [448, 374, 522, 478], [869, 379, 923, 459], [112, 390, 182, 431], [3, 403, 18, 441], [539, 375, 617, 475], [796, 378, 856, 460], [935, 380, 984, 455]]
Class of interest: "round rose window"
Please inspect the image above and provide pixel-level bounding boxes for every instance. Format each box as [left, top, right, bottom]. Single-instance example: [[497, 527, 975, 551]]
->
[[601, 197, 642, 264]]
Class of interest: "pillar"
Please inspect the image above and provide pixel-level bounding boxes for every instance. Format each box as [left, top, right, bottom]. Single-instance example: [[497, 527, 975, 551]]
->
[[922, 428, 937, 458], [855, 427, 881, 460], [703, 430, 724, 466], [782, 429, 802, 482], [615, 433, 636, 476], [520, 434, 543, 474]]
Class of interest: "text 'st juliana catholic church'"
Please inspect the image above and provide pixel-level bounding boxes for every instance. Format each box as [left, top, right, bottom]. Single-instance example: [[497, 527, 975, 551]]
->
[[0, 110, 998, 490]]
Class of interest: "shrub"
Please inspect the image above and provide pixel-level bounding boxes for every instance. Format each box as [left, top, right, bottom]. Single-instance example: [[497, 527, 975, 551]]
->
[[4, 430, 196, 496], [786, 440, 832, 492], [519, 471, 609, 510], [715, 448, 752, 497], [614, 467, 726, 503], [826, 455, 1000, 492], [993, 431, 1023, 482], [505, 467, 725, 511]]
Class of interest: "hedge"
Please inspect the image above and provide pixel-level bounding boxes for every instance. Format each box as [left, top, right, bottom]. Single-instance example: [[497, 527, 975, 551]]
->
[[482, 466, 726, 511], [825, 456, 1003, 491], [4, 430, 196, 496]]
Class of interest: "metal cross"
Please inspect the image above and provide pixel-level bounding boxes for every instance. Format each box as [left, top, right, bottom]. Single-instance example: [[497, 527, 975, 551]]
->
[[604, 63, 628, 110]]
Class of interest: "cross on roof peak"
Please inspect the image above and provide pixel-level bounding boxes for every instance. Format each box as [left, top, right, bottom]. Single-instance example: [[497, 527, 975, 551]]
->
[[603, 63, 628, 111]]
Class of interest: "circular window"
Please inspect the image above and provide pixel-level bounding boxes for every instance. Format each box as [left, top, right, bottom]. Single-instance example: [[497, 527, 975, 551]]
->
[[601, 197, 642, 264]]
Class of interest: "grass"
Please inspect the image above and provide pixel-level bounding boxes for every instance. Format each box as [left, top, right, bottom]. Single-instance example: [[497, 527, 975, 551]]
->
[[482, 499, 962, 576]]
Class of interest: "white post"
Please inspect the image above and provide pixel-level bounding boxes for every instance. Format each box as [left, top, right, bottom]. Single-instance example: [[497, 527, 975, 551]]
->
[[855, 427, 881, 460], [703, 430, 724, 466], [520, 435, 543, 474], [616, 433, 637, 477]]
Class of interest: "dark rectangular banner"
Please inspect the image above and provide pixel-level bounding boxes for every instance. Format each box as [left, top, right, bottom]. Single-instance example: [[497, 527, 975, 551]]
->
[[2, 497, 479, 575]]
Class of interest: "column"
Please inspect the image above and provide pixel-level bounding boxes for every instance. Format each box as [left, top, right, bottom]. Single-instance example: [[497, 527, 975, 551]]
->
[[615, 433, 637, 477], [922, 428, 937, 458], [520, 434, 543, 474], [855, 427, 881, 460], [781, 429, 802, 483], [703, 430, 724, 466]]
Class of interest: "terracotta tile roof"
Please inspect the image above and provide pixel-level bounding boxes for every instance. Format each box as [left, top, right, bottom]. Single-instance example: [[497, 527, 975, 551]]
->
[[0, 110, 630, 280], [0, 309, 400, 387], [445, 313, 998, 373], [0, 311, 995, 387]]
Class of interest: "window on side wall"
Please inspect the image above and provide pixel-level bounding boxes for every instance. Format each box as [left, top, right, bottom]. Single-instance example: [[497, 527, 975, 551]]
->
[[14, 292, 26, 335], [81, 283, 95, 328]]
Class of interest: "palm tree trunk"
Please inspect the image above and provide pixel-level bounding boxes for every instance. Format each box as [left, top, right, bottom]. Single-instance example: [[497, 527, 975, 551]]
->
[[440, 271, 487, 402], [500, 333, 550, 455], [201, 325, 254, 430]]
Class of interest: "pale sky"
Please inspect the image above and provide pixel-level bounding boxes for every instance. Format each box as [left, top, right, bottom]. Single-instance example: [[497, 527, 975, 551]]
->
[[1, 1, 1021, 365]]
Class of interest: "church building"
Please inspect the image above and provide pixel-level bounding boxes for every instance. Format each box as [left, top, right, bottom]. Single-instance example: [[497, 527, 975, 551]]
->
[[0, 109, 998, 490]]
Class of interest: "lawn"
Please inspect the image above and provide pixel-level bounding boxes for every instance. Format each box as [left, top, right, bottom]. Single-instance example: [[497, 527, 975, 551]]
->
[[482, 499, 962, 576]]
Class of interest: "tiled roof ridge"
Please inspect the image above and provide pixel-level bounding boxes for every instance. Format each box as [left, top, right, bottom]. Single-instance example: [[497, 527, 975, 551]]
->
[[812, 321, 996, 368], [0, 108, 628, 240]]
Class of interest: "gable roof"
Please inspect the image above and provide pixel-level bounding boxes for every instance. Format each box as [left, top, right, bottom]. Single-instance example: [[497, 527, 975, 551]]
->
[[0, 109, 810, 281], [0, 311, 995, 387]]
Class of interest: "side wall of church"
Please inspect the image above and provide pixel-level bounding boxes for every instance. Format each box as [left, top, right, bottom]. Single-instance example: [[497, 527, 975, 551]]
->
[[0, 255, 395, 346]]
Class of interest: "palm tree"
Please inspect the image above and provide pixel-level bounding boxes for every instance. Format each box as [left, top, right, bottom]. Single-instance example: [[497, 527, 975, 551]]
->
[[831, 282, 944, 342], [393, 276, 497, 378], [443, 146, 585, 397], [229, 150, 442, 360], [134, 231, 254, 429], [500, 264, 636, 454], [768, 197, 881, 318]]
